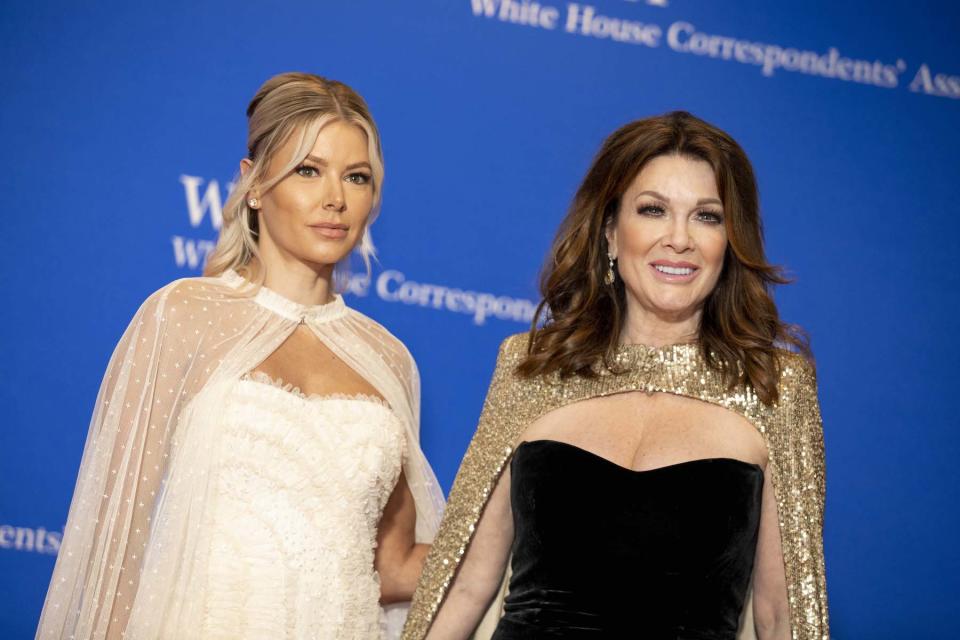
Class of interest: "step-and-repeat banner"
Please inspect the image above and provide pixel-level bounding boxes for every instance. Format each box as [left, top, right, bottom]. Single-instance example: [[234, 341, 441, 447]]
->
[[2, 1, 958, 637]]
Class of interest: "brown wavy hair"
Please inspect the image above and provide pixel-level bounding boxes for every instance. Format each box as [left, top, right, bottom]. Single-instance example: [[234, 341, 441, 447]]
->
[[517, 111, 810, 405]]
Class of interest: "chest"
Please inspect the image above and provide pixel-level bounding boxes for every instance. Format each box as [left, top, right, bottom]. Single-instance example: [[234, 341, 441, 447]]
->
[[518, 390, 768, 471], [210, 379, 406, 513], [252, 326, 384, 400]]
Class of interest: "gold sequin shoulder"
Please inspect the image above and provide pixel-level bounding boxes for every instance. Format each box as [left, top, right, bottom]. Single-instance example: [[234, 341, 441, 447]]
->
[[402, 333, 828, 640]]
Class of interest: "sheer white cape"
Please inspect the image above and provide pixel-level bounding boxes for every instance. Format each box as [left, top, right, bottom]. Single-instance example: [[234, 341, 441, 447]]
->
[[36, 271, 445, 639]]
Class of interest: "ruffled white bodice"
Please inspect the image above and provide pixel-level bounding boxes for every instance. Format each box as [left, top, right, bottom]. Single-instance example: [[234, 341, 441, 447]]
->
[[196, 373, 406, 639]]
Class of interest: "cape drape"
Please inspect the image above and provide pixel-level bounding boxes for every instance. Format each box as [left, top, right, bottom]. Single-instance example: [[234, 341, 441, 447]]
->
[[402, 333, 828, 640], [36, 271, 444, 640]]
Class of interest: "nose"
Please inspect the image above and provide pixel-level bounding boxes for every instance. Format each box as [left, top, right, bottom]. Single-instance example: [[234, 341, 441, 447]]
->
[[663, 217, 693, 252], [323, 179, 346, 213]]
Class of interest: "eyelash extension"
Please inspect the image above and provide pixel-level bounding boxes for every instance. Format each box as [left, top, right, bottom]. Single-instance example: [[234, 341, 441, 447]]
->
[[636, 201, 668, 215], [696, 209, 724, 223], [637, 203, 724, 223]]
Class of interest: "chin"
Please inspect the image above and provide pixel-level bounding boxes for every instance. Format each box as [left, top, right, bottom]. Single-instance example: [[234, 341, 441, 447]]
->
[[299, 252, 350, 269], [651, 299, 700, 319]]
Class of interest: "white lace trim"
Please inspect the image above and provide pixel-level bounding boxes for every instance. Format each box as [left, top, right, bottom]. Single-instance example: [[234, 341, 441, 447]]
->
[[241, 371, 391, 410], [221, 269, 349, 323]]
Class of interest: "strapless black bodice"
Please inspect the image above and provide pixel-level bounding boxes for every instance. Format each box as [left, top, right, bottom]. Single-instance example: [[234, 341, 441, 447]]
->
[[492, 440, 763, 640]]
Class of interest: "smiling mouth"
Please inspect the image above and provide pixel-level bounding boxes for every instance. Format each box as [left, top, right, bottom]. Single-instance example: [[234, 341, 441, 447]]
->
[[653, 264, 696, 276]]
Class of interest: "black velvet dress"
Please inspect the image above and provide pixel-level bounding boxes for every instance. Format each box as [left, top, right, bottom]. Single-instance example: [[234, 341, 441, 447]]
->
[[492, 439, 764, 640]]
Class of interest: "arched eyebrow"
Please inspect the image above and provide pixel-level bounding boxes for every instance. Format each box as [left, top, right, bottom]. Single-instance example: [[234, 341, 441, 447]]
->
[[637, 190, 722, 207], [304, 154, 372, 172]]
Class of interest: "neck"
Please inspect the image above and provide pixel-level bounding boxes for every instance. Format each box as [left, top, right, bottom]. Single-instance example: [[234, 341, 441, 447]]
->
[[249, 253, 336, 307], [619, 303, 701, 348]]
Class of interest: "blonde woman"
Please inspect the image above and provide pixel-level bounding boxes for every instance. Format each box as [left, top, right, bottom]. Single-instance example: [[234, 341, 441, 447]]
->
[[36, 72, 444, 640]]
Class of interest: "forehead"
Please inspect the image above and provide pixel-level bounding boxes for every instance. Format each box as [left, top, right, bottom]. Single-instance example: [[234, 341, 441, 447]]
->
[[307, 120, 370, 158], [271, 119, 371, 166], [627, 153, 718, 198]]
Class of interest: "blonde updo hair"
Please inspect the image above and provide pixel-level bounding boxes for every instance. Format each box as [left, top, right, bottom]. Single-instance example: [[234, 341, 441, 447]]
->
[[204, 72, 384, 281]]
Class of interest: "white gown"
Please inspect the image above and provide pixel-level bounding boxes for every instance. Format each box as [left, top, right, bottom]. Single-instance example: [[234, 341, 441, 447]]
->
[[36, 272, 444, 640], [198, 373, 406, 638]]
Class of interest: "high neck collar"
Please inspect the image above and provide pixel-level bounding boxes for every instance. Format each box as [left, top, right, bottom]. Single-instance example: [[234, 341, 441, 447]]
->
[[221, 269, 348, 323], [602, 341, 703, 375], [617, 341, 700, 361]]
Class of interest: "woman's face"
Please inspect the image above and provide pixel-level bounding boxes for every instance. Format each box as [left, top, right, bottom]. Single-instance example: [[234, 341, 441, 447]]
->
[[246, 120, 374, 270], [606, 153, 728, 325]]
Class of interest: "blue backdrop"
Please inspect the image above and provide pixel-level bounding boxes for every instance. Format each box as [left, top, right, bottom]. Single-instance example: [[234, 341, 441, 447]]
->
[[2, 1, 959, 637]]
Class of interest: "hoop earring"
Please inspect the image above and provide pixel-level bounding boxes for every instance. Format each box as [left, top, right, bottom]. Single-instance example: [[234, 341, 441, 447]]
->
[[605, 255, 616, 285]]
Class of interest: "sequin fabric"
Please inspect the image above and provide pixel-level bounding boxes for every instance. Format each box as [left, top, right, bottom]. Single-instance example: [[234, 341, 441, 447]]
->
[[402, 333, 828, 640]]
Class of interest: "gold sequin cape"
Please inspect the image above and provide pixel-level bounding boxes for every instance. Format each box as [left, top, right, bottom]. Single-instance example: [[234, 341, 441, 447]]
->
[[403, 333, 828, 639]]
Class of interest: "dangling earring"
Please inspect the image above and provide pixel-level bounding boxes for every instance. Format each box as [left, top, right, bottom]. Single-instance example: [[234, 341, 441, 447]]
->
[[605, 255, 616, 285]]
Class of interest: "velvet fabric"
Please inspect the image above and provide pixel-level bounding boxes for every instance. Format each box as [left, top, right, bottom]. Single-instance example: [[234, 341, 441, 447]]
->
[[492, 439, 764, 639]]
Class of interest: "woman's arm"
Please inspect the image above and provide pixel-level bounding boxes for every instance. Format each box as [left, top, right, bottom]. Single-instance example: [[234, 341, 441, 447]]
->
[[376, 471, 431, 603], [752, 353, 829, 639], [425, 464, 514, 639], [751, 466, 791, 639]]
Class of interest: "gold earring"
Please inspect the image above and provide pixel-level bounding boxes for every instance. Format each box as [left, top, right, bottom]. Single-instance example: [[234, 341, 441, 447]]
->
[[605, 255, 616, 285]]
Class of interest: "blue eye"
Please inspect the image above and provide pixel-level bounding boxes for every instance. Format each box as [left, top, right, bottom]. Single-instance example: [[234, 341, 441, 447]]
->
[[295, 165, 319, 178]]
